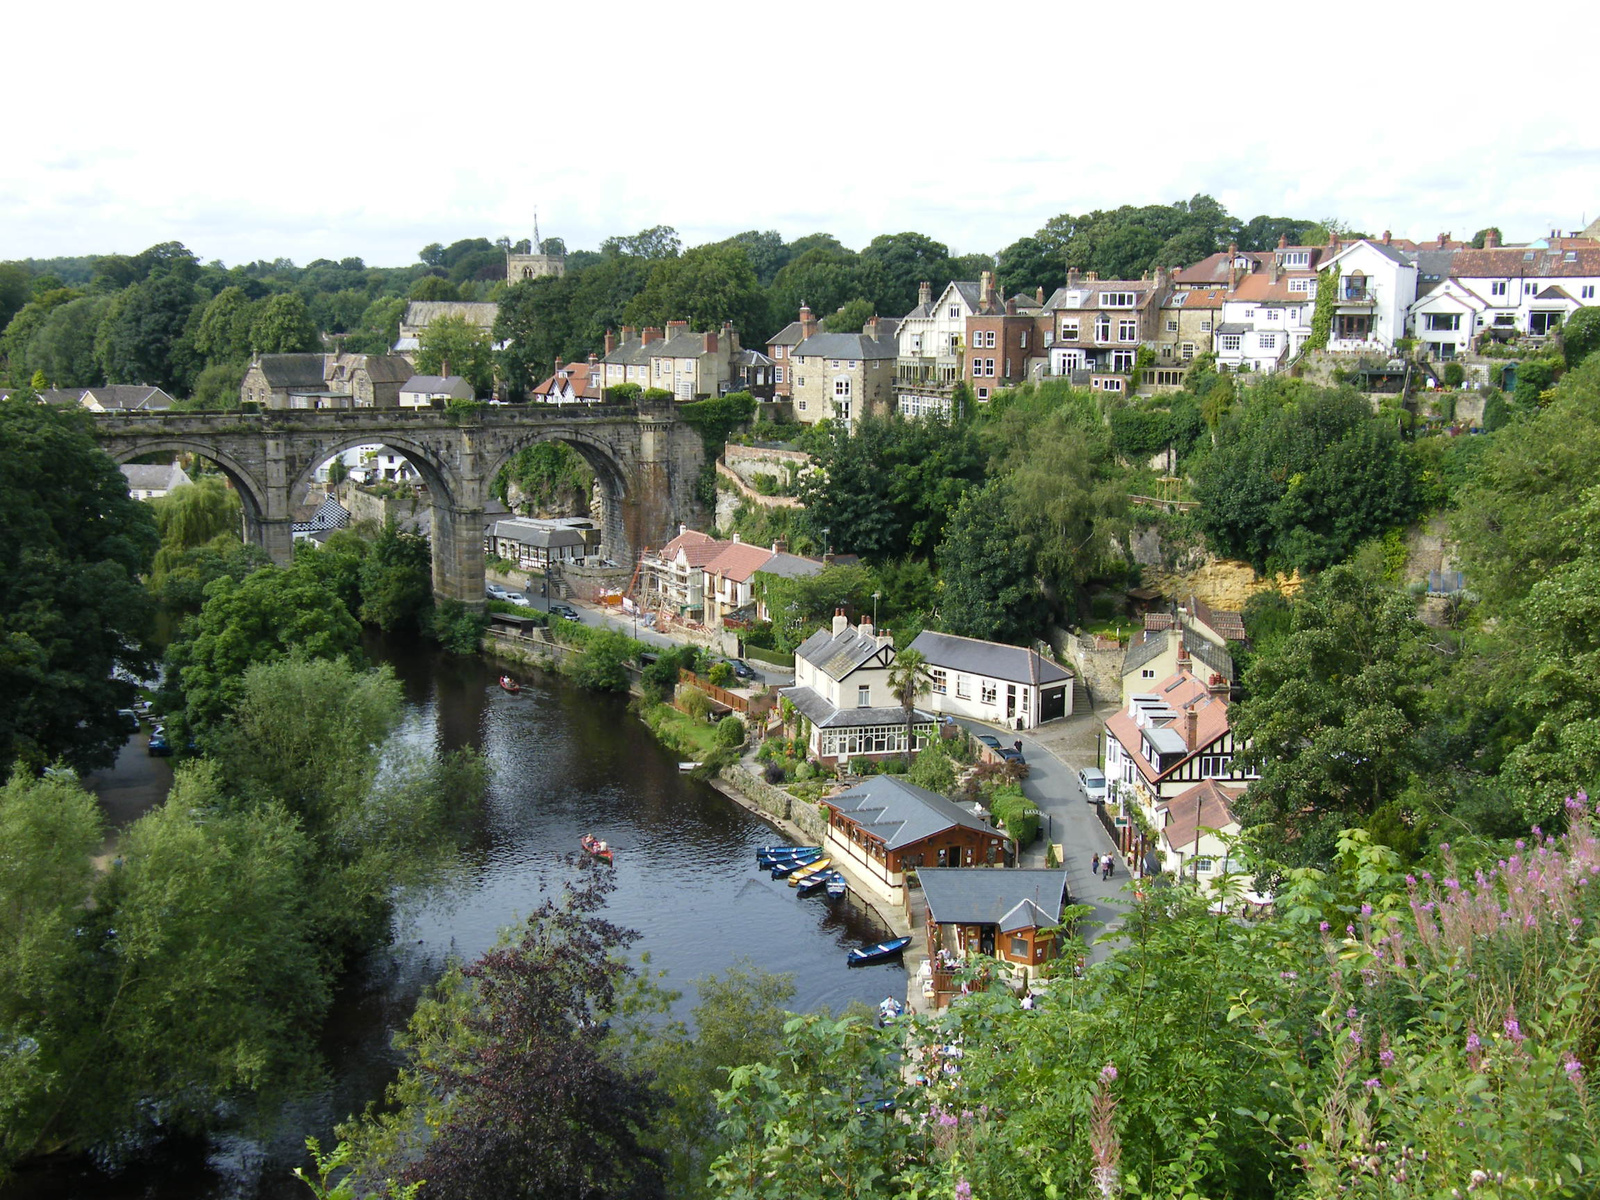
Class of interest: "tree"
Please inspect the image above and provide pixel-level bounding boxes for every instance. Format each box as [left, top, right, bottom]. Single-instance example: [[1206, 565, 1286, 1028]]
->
[[768, 246, 864, 328], [416, 313, 493, 395], [995, 234, 1065, 299], [148, 475, 242, 583], [18, 295, 110, 387], [601, 225, 681, 260], [624, 243, 767, 341], [342, 868, 666, 1200], [192, 286, 257, 364], [0, 263, 31, 336], [572, 627, 635, 692], [885, 646, 932, 767], [858, 232, 957, 318], [1561, 305, 1600, 368], [94, 272, 201, 392], [248, 292, 319, 354], [820, 297, 875, 333], [160, 561, 364, 737], [719, 230, 792, 286], [359, 520, 434, 634], [937, 482, 1043, 643], [0, 399, 160, 771], [1229, 563, 1437, 870], [494, 274, 579, 394]]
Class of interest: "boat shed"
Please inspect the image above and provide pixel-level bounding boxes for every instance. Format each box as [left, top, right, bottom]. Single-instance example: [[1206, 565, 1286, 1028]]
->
[[822, 775, 1007, 906], [917, 866, 1070, 1000]]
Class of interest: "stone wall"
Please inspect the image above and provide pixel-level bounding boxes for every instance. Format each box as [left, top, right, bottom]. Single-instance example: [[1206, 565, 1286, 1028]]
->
[[721, 763, 830, 840], [1053, 628, 1122, 704], [557, 561, 633, 603], [341, 481, 430, 530]]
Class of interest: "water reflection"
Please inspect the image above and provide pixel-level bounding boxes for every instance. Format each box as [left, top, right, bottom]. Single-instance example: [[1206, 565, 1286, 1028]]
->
[[15, 634, 896, 1199]]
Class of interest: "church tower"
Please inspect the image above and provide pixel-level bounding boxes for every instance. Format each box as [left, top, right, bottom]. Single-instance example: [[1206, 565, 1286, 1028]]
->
[[506, 209, 567, 281]]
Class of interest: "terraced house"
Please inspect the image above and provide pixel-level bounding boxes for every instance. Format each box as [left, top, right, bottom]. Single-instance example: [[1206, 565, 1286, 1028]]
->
[[1041, 269, 1169, 396], [599, 321, 740, 400]]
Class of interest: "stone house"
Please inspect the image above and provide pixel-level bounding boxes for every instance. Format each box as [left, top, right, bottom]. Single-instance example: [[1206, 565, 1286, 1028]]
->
[[820, 776, 1007, 907], [765, 306, 815, 398], [782, 611, 935, 764], [1040, 270, 1170, 398], [327, 354, 415, 407], [399, 375, 475, 407], [241, 354, 329, 408], [789, 319, 898, 427], [907, 629, 1074, 730], [600, 321, 740, 400], [1154, 287, 1225, 377], [394, 301, 501, 358], [120, 461, 191, 499]]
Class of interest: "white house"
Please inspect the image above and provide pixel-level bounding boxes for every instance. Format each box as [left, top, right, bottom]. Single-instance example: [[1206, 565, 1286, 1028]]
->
[[895, 280, 982, 414], [1155, 779, 1268, 909], [1413, 242, 1600, 346], [907, 630, 1073, 730], [782, 612, 935, 764], [486, 517, 589, 569], [120, 461, 191, 500], [1407, 279, 1491, 361], [399, 375, 475, 408], [701, 539, 775, 626], [1316, 239, 1419, 354], [1214, 270, 1317, 373]]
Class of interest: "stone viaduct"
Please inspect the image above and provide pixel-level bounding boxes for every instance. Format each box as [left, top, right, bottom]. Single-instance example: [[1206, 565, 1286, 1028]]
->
[[93, 396, 708, 604]]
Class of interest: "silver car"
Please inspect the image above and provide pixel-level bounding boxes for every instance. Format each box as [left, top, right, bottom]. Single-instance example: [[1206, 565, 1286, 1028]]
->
[[1078, 766, 1108, 803]]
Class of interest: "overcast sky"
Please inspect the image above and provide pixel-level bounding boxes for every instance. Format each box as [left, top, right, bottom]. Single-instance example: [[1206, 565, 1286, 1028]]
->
[[8, 0, 1596, 269]]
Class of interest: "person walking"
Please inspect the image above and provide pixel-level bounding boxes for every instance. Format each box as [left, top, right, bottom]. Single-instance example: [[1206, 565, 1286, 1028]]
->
[[1102, 856, 1114, 881], [1091, 852, 1101, 875]]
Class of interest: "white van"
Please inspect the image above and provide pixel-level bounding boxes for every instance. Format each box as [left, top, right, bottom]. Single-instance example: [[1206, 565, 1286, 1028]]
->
[[1078, 766, 1108, 804]]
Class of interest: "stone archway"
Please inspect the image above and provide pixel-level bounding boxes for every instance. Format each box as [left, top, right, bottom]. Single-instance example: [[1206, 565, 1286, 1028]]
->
[[106, 439, 272, 550], [482, 428, 638, 566]]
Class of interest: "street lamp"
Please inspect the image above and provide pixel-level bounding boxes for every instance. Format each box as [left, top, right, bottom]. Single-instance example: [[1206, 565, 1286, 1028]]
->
[[822, 527, 831, 557], [872, 590, 881, 627]]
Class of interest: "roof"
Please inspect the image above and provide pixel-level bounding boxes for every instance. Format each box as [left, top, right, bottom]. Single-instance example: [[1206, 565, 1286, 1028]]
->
[[734, 348, 773, 367], [1225, 273, 1317, 305], [401, 375, 474, 399], [1105, 669, 1233, 784], [1163, 288, 1225, 311], [1123, 628, 1171, 675], [1447, 246, 1600, 279], [294, 495, 350, 533], [82, 385, 174, 411], [1322, 238, 1413, 269], [1215, 322, 1251, 336], [780, 686, 934, 731], [1042, 279, 1159, 311], [652, 528, 723, 567], [254, 354, 327, 389], [917, 867, 1069, 932], [535, 362, 603, 401], [794, 621, 893, 681], [1188, 596, 1246, 642], [1160, 780, 1243, 851], [756, 552, 826, 580], [492, 519, 586, 548], [791, 332, 898, 361], [401, 300, 498, 331], [1144, 612, 1175, 631], [767, 320, 806, 347], [704, 541, 775, 582], [354, 355, 416, 384], [824, 775, 996, 852], [120, 463, 185, 491], [602, 329, 726, 366], [908, 630, 1072, 688]]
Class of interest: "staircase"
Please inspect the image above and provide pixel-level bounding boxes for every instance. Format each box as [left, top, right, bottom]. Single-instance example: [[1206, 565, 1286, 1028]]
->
[[1072, 681, 1095, 717]]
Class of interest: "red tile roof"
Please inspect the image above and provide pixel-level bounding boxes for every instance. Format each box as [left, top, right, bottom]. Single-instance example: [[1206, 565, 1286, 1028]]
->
[[704, 541, 775, 582], [1160, 779, 1244, 851], [656, 529, 724, 567], [1105, 670, 1233, 786]]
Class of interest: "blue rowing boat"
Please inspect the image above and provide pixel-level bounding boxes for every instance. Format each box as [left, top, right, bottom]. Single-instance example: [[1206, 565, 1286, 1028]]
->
[[825, 874, 847, 900], [756, 844, 820, 864], [795, 869, 839, 896], [847, 936, 912, 967], [769, 853, 821, 879]]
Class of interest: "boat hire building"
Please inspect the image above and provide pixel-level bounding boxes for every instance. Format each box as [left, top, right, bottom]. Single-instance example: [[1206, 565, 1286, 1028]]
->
[[917, 867, 1071, 1004], [821, 776, 1008, 906], [782, 612, 935, 764], [908, 630, 1074, 730]]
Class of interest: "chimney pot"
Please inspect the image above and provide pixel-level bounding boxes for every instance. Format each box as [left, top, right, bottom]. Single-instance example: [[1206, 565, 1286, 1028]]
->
[[1383, 229, 1392, 244], [1485, 229, 1500, 249], [832, 608, 849, 636], [1036, 285, 1045, 304], [1277, 234, 1287, 249], [604, 329, 616, 354], [704, 330, 717, 354], [1067, 267, 1079, 287], [622, 324, 637, 342], [918, 281, 932, 307], [1086, 271, 1099, 282]]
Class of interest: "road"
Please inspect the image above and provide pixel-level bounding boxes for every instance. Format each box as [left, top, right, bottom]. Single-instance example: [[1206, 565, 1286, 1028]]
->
[[951, 711, 1129, 962]]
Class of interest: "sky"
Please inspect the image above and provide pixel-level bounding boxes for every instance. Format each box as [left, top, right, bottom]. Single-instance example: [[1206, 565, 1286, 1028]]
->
[[7, 0, 1597, 270]]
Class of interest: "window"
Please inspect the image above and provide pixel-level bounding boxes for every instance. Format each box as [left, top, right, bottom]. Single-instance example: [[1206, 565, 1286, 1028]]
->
[[949, 306, 960, 319], [1584, 286, 1596, 300], [858, 685, 871, 707], [1060, 319, 1079, 340], [834, 377, 851, 397], [1192, 857, 1216, 874], [1525, 283, 1537, 296], [835, 400, 851, 421], [977, 386, 989, 399], [980, 330, 996, 347], [1112, 350, 1136, 372], [955, 675, 970, 699], [1259, 333, 1277, 350], [1165, 319, 1178, 332], [797, 376, 806, 387], [1141, 667, 1156, 679], [985, 358, 996, 376], [1181, 342, 1195, 360], [848, 360, 857, 368], [1020, 331, 1028, 348], [1221, 334, 1242, 351], [774, 366, 784, 384], [981, 680, 997, 704], [1098, 377, 1124, 392], [1264, 308, 1280, 321], [1009, 936, 1028, 958], [1288, 277, 1315, 293], [1490, 281, 1508, 297], [830, 359, 840, 369], [1200, 755, 1233, 777], [1095, 315, 1111, 342], [1200, 319, 1213, 332], [1100, 291, 1136, 307], [1119, 319, 1138, 341], [798, 398, 807, 411], [1282, 250, 1310, 267], [1244, 308, 1255, 318], [930, 668, 947, 695], [1426, 312, 1461, 331], [910, 334, 922, 353]]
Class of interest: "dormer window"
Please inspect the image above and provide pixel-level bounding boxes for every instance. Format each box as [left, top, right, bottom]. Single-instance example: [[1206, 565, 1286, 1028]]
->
[[1100, 291, 1136, 308], [1281, 250, 1310, 268]]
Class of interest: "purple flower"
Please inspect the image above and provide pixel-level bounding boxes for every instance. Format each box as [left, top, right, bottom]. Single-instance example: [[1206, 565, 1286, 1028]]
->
[[1565, 1055, 1583, 1081], [1099, 1062, 1118, 1083], [1466, 1030, 1481, 1053], [1364, 1078, 1381, 1090], [1360, 903, 1373, 917], [1380, 1047, 1396, 1069], [1320, 921, 1330, 932], [1504, 1007, 1525, 1044], [956, 1180, 972, 1200], [1349, 1028, 1363, 1046], [938, 1111, 958, 1127]]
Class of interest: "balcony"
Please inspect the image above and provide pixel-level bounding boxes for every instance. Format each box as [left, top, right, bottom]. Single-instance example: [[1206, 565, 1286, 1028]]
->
[[1336, 286, 1376, 308]]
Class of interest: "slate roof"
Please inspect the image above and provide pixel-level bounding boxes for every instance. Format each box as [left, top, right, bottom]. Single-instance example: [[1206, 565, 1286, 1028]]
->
[[1448, 246, 1600, 279], [299, 495, 351, 532], [492, 519, 586, 549], [791, 332, 898, 361], [1215, 322, 1251, 336], [1187, 636, 1234, 683], [794, 622, 892, 682], [908, 630, 1072, 688], [256, 354, 328, 389], [1189, 595, 1246, 643], [1123, 628, 1171, 674], [120, 463, 186, 492], [80, 385, 175, 411], [781, 686, 934, 731], [355, 355, 416, 383], [917, 867, 1070, 932], [756, 552, 826, 580], [734, 348, 773, 367], [767, 320, 806, 347], [402, 300, 498, 331], [401, 375, 474, 399], [824, 775, 995, 852]]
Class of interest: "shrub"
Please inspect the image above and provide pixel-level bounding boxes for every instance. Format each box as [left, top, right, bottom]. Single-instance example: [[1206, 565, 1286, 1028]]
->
[[1441, 361, 1465, 389], [988, 783, 1039, 845], [1089, 593, 1121, 622], [715, 715, 745, 748], [908, 747, 955, 794], [427, 598, 485, 653], [572, 628, 633, 692], [878, 758, 908, 775], [706, 662, 734, 688], [680, 687, 711, 722], [763, 761, 787, 784], [848, 757, 880, 776]]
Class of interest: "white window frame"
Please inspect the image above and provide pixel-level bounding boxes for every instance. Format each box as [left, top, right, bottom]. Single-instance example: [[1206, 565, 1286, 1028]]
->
[[1100, 291, 1136, 307], [1491, 281, 1508, 297], [1119, 319, 1138, 342], [858, 685, 871, 707]]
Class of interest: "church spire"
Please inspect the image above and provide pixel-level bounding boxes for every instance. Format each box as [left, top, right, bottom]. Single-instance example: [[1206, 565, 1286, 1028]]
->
[[533, 208, 542, 255]]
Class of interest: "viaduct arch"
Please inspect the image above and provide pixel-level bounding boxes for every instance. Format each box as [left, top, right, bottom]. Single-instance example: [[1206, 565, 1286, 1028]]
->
[[94, 398, 708, 605]]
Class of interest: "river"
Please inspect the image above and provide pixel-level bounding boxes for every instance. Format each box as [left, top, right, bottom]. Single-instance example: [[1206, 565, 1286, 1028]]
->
[[9, 634, 899, 1199]]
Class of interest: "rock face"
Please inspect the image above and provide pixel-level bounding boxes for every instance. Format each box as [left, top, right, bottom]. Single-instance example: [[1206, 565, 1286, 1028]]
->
[[1144, 558, 1302, 610]]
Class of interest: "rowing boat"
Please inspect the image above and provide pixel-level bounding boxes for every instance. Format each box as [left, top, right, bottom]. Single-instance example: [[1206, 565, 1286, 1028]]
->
[[847, 936, 912, 966], [787, 857, 832, 886]]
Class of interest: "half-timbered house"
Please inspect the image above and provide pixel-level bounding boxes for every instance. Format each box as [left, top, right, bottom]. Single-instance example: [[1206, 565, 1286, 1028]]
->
[[782, 612, 935, 764]]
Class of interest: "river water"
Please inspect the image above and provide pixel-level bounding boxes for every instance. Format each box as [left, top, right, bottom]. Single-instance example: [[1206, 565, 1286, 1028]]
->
[[10, 635, 898, 1199]]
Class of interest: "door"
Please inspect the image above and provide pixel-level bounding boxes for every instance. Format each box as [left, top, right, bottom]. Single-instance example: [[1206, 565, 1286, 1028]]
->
[[1040, 685, 1067, 722], [1006, 684, 1017, 720]]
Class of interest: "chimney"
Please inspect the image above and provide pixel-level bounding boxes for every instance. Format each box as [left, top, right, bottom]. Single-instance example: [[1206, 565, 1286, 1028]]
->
[[980, 269, 995, 305], [832, 607, 849, 637], [1229, 241, 1238, 259], [731, 531, 741, 543], [864, 315, 880, 338], [666, 319, 688, 337], [587, 351, 598, 366], [1277, 234, 1288, 249], [621, 324, 637, 343], [1485, 229, 1500, 249], [859, 617, 874, 640], [771, 539, 786, 555], [679, 523, 688, 536], [799, 305, 817, 339], [1437, 233, 1448, 249], [918, 281, 932, 307], [1228, 259, 1239, 291], [641, 326, 662, 345], [1067, 267, 1079, 287], [1329, 231, 1339, 249], [722, 320, 739, 352], [554, 357, 563, 373], [703, 329, 717, 354], [1185, 706, 1198, 747], [1005, 296, 1017, 315], [1270, 259, 1281, 284], [1036, 286, 1045, 304], [1382, 229, 1392, 245], [1086, 271, 1099, 282], [1209, 672, 1229, 696], [441, 358, 450, 378], [604, 329, 616, 354]]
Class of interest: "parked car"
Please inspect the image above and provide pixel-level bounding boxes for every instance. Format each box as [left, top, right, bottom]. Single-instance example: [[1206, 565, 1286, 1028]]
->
[[726, 658, 756, 680], [999, 745, 1026, 765], [486, 583, 507, 599], [148, 729, 172, 757], [975, 733, 1002, 751], [550, 603, 581, 622], [116, 708, 140, 733], [502, 592, 529, 606], [1078, 766, 1108, 803]]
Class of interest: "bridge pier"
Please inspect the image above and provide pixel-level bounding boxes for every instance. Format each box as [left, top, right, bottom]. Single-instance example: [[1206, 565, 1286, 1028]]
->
[[248, 515, 296, 567], [434, 503, 488, 608]]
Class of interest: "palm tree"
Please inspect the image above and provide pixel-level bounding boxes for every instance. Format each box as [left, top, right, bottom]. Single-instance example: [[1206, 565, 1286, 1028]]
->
[[886, 646, 932, 767]]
